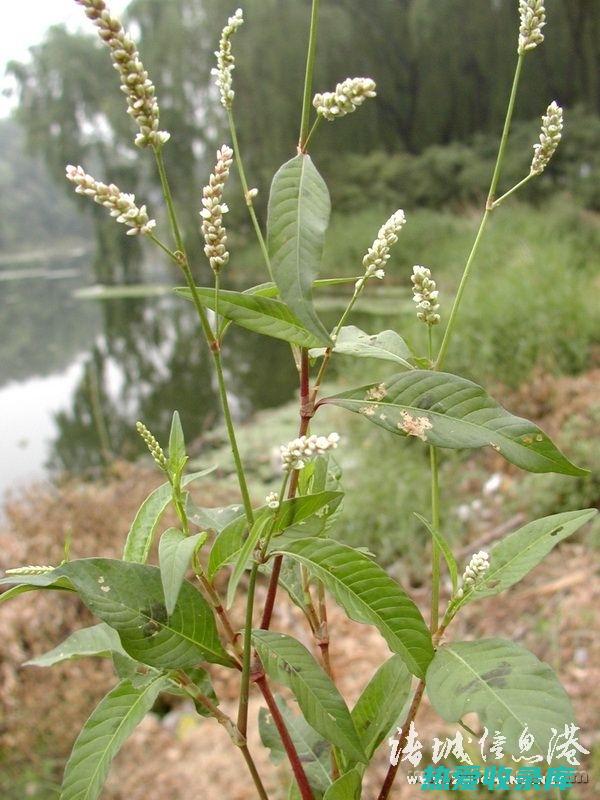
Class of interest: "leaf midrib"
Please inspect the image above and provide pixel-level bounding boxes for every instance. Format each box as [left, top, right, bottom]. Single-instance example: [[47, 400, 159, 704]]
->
[[467, 510, 593, 600], [75, 677, 165, 800], [338, 393, 564, 471], [442, 647, 545, 758], [279, 542, 426, 673]]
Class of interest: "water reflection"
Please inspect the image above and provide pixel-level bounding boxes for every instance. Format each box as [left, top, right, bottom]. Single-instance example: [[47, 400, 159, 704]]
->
[[0, 256, 297, 494], [0, 251, 399, 497]]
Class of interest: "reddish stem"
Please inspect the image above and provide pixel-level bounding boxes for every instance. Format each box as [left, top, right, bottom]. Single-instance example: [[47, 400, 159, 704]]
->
[[376, 678, 426, 800], [256, 675, 315, 800], [261, 349, 312, 630]]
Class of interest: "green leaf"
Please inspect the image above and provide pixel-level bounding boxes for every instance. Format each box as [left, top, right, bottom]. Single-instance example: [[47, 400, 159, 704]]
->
[[186, 501, 245, 533], [208, 491, 343, 579], [274, 538, 433, 679], [168, 411, 187, 478], [414, 512, 458, 595], [25, 623, 131, 667], [267, 153, 332, 345], [61, 675, 169, 800], [323, 370, 588, 476], [226, 514, 272, 608], [175, 287, 325, 348], [351, 656, 411, 764], [462, 508, 597, 603], [158, 529, 207, 616], [426, 639, 574, 760], [311, 326, 414, 369], [259, 696, 332, 793], [122, 469, 215, 564], [252, 630, 367, 764], [58, 559, 233, 669], [247, 276, 360, 299], [323, 769, 362, 800], [0, 570, 74, 607]]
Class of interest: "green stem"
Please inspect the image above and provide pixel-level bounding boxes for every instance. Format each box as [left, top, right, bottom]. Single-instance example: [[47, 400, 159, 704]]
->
[[152, 147, 254, 525], [238, 472, 289, 737], [302, 114, 322, 152], [213, 349, 255, 522], [226, 109, 272, 278], [298, 0, 320, 149], [148, 232, 180, 265], [487, 53, 525, 206], [429, 445, 441, 631], [436, 53, 524, 370], [237, 561, 259, 737], [492, 171, 535, 208]]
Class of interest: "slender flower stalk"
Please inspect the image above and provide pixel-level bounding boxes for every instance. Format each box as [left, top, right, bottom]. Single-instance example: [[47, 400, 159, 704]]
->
[[66, 165, 156, 235], [75, 0, 169, 147], [201, 145, 234, 273], [313, 77, 376, 121]]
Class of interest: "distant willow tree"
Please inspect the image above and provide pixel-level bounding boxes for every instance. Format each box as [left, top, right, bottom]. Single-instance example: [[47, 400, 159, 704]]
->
[[8, 0, 600, 271]]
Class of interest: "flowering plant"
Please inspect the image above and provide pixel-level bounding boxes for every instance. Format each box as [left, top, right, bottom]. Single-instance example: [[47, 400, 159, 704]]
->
[[1, 2, 595, 799]]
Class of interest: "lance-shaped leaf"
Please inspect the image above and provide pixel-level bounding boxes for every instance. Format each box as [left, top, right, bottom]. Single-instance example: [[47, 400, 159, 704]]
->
[[175, 287, 325, 348], [226, 514, 273, 608], [246, 276, 360, 299], [158, 529, 207, 615], [61, 675, 169, 800], [310, 326, 414, 370], [414, 512, 458, 595], [208, 491, 343, 579], [25, 623, 131, 667], [122, 468, 215, 564], [322, 371, 587, 476], [273, 538, 433, 678], [426, 639, 574, 760], [259, 696, 332, 793], [167, 411, 187, 479], [461, 508, 597, 603], [267, 153, 332, 345], [253, 630, 367, 764], [350, 655, 411, 765], [58, 559, 233, 668], [323, 769, 362, 800], [186, 500, 245, 533], [0, 570, 73, 606]]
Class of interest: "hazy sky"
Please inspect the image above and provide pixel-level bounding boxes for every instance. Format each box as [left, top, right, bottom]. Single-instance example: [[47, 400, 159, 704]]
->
[[1, 0, 130, 117]]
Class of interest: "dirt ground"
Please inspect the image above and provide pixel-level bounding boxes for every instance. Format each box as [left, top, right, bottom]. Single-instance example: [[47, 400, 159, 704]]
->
[[1, 372, 599, 799]]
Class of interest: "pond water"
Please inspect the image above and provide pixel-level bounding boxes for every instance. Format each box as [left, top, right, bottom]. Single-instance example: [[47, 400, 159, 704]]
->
[[0, 251, 400, 500]]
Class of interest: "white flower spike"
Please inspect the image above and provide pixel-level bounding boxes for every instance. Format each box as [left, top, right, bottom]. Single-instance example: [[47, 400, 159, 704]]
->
[[66, 166, 156, 236]]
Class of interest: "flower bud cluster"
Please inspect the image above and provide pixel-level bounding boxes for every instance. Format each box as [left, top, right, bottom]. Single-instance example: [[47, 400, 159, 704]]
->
[[518, 0, 546, 54], [201, 145, 234, 273], [313, 77, 376, 121], [356, 210, 406, 290], [280, 433, 340, 472], [265, 492, 280, 509], [66, 165, 156, 236], [75, 0, 169, 147], [211, 8, 244, 109], [136, 421, 168, 470], [411, 265, 440, 325], [461, 551, 490, 590], [530, 101, 563, 175]]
